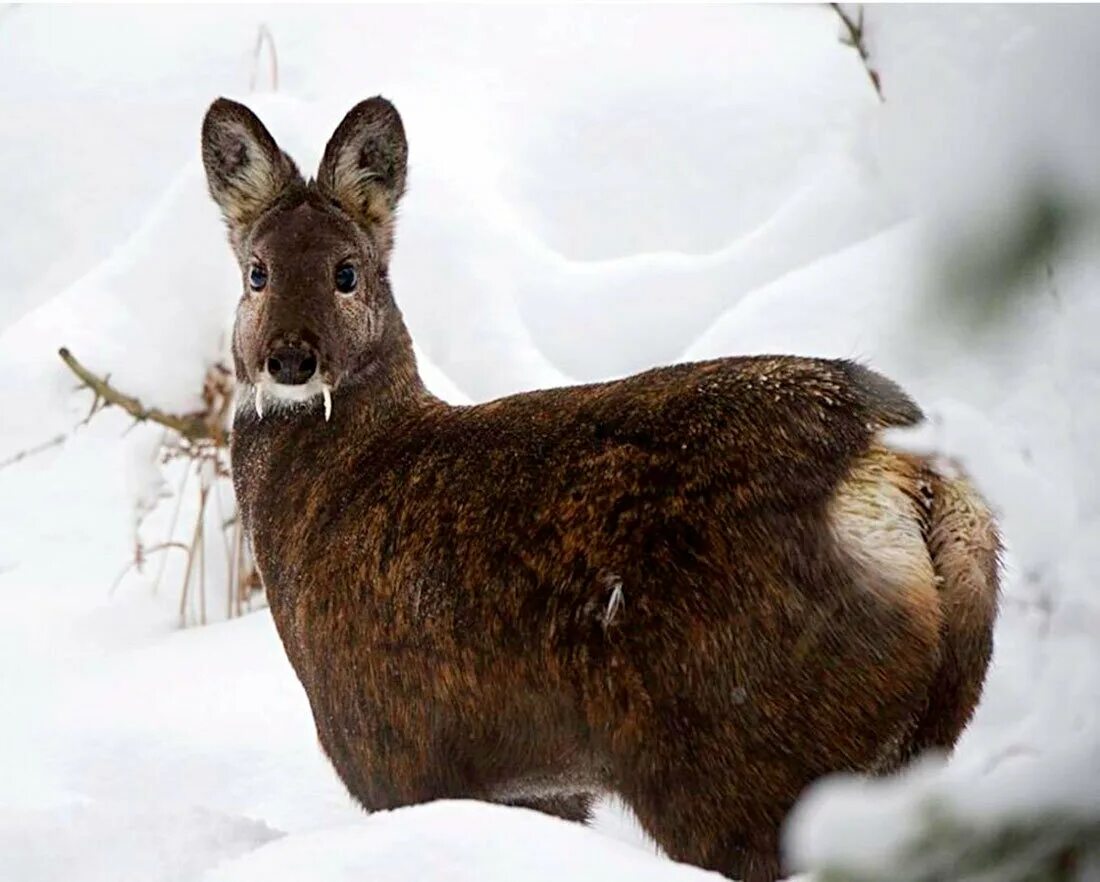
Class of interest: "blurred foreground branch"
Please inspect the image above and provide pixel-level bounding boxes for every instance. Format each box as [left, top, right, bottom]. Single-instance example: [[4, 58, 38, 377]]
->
[[829, 4, 883, 102], [817, 806, 1100, 882]]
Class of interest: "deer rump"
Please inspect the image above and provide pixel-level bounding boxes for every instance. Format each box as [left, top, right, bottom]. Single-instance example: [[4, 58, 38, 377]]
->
[[235, 354, 1000, 882]]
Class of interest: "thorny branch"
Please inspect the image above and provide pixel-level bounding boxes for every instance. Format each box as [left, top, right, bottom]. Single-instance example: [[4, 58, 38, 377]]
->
[[58, 347, 228, 445], [56, 347, 254, 626], [829, 3, 884, 102]]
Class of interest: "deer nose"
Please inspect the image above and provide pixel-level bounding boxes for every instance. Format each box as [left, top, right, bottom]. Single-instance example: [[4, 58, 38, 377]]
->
[[266, 345, 318, 385]]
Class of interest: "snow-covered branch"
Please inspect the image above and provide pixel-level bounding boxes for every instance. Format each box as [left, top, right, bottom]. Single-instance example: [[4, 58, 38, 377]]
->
[[58, 346, 227, 445]]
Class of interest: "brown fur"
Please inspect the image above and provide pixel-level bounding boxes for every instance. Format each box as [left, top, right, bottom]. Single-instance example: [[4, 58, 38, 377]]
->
[[909, 469, 1001, 756], [202, 97, 1001, 882]]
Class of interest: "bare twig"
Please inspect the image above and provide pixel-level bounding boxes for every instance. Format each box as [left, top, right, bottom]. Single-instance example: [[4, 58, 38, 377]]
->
[[179, 484, 208, 627], [0, 433, 66, 472], [213, 479, 234, 563], [58, 347, 225, 444], [199, 482, 208, 626], [109, 541, 191, 595], [829, 3, 884, 102], [153, 462, 192, 595], [249, 24, 279, 93]]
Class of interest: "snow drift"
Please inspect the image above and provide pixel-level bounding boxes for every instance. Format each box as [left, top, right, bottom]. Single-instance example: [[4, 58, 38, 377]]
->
[[1, 5, 1098, 881]]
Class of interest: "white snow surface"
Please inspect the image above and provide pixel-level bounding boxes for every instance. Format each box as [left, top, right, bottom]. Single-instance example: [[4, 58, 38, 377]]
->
[[1, 5, 1098, 881]]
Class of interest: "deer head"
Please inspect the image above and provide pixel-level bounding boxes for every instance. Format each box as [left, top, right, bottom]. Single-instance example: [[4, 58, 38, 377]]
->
[[201, 97, 414, 421]]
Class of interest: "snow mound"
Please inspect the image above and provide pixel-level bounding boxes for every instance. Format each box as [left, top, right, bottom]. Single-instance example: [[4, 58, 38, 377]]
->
[[2, 5, 1099, 882], [0, 801, 280, 882], [204, 801, 716, 882]]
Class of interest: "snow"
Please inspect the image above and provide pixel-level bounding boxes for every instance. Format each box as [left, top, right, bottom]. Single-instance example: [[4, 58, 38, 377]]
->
[[1, 5, 1098, 881], [202, 801, 717, 882]]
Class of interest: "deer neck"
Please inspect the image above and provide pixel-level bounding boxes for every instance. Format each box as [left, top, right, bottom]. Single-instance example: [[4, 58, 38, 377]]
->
[[229, 313, 438, 552]]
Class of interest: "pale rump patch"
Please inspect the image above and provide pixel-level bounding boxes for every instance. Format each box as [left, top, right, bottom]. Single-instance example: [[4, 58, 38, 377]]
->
[[830, 443, 936, 595]]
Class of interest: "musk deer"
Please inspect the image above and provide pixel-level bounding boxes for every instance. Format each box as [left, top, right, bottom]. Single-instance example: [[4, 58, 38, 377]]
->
[[202, 96, 1000, 882]]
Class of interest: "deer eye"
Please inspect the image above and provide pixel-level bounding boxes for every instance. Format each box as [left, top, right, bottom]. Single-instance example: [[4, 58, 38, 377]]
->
[[248, 263, 268, 292], [335, 263, 358, 295]]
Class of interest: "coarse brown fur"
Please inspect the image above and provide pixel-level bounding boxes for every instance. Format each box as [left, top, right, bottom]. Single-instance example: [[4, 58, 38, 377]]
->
[[201, 96, 1001, 882]]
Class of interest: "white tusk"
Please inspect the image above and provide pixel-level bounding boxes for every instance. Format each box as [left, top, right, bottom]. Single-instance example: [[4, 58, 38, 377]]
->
[[322, 385, 332, 422], [254, 386, 264, 420]]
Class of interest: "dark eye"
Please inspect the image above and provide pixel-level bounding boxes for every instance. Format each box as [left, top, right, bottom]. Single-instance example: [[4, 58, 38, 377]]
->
[[248, 263, 268, 292], [335, 263, 358, 294]]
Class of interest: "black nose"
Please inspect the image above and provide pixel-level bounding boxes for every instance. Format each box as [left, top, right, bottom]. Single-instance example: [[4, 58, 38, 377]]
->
[[266, 346, 318, 385]]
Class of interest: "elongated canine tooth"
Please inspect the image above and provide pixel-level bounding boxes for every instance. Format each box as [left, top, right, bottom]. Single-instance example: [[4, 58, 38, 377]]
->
[[323, 385, 333, 422], [255, 386, 264, 420]]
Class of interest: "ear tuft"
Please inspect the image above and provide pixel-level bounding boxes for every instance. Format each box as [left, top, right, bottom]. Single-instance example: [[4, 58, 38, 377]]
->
[[316, 97, 408, 258], [201, 98, 301, 248]]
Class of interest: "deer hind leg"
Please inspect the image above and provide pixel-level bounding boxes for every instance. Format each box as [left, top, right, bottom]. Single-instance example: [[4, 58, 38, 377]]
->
[[610, 721, 786, 882], [623, 781, 782, 882]]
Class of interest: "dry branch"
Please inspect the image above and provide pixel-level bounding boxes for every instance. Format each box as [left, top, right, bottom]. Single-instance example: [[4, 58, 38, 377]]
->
[[829, 3, 883, 102], [57, 346, 256, 626], [0, 433, 66, 472], [110, 541, 190, 595], [249, 24, 279, 93], [58, 347, 226, 444]]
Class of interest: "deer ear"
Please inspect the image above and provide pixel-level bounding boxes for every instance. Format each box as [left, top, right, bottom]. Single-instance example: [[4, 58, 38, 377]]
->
[[201, 98, 301, 247], [316, 97, 408, 258]]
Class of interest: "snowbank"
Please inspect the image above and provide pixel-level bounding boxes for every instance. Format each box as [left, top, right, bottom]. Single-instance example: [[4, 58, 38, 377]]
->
[[204, 801, 717, 882], [1, 5, 1098, 882]]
